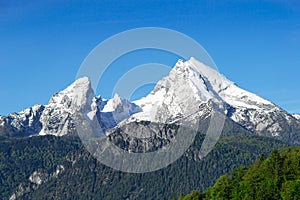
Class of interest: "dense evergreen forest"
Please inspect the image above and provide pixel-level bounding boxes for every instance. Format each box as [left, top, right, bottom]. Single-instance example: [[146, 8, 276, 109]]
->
[[0, 131, 290, 200], [179, 147, 300, 200]]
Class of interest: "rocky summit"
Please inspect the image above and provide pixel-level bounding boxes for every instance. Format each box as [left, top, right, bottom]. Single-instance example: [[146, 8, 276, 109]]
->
[[1, 57, 300, 144]]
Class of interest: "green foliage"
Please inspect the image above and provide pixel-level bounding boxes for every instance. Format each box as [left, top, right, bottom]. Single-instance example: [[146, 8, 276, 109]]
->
[[208, 175, 233, 200], [0, 123, 290, 200], [23, 134, 287, 199], [0, 135, 82, 199], [182, 147, 300, 200], [179, 190, 204, 200], [281, 180, 300, 200]]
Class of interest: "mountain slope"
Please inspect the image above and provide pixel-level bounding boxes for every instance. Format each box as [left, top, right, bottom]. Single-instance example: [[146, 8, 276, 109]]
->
[[293, 114, 300, 120], [0, 104, 44, 137], [0, 78, 140, 137], [1, 131, 288, 200], [39, 77, 95, 136], [181, 147, 300, 200], [0, 57, 299, 145], [0, 57, 299, 199], [130, 57, 300, 144]]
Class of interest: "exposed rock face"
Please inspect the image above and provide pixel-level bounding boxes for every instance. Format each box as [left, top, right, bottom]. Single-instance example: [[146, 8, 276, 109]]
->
[[0, 104, 44, 136], [293, 114, 300, 120], [0, 58, 299, 144], [129, 58, 300, 143], [39, 77, 95, 136], [9, 165, 65, 200], [0, 77, 141, 137]]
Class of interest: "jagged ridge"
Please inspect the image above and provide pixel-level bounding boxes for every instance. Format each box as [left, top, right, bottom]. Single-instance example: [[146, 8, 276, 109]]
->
[[0, 57, 299, 144]]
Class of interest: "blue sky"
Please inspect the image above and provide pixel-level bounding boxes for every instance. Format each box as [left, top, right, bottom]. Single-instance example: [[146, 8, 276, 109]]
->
[[0, 0, 300, 115]]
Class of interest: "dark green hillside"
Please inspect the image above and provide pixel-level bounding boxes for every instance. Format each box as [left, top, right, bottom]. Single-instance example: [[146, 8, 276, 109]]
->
[[0, 132, 289, 200], [0, 135, 82, 199], [0, 117, 295, 200], [181, 147, 300, 200]]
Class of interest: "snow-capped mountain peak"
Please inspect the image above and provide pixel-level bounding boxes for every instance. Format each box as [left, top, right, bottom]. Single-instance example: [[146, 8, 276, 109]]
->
[[187, 57, 234, 92], [185, 57, 273, 109], [99, 94, 142, 129], [39, 77, 95, 136], [102, 93, 123, 112], [131, 58, 226, 123], [48, 77, 94, 111], [0, 58, 299, 144], [131, 57, 300, 140]]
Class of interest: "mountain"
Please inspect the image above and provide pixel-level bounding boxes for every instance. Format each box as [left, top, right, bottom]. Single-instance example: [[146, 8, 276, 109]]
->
[[0, 57, 299, 199], [293, 114, 300, 120], [0, 57, 299, 145], [1, 132, 289, 200], [0, 104, 44, 137], [0, 77, 140, 137], [39, 77, 95, 136], [130, 58, 300, 143], [99, 93, 142, 129]]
